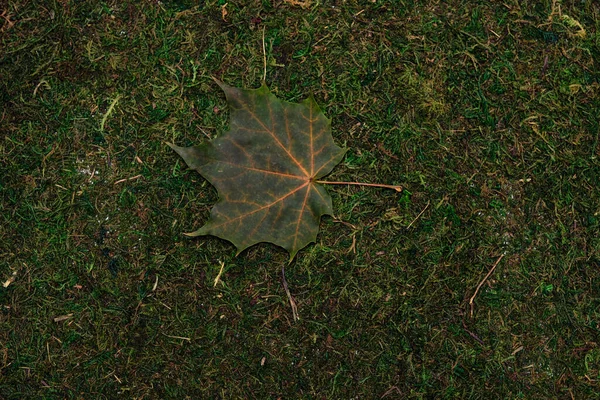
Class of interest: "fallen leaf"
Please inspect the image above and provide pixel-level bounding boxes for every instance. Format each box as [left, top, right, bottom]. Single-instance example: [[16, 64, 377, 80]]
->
[[169, 80, 346, 260]]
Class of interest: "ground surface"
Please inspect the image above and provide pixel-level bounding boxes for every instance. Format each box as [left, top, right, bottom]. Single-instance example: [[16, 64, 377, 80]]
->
[[1, 0, 600, 398]]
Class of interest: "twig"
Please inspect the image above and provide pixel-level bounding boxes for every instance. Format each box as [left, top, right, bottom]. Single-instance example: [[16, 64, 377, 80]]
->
[[347, 234, 356, 254], [87, 167, 96, 183], [461, 317, 484, 344], [469, 254, 505, 317], [315, 180, 402, 192], [406, 201, 430, 229], [0, 10, 16, 31], [213, 261, 226, 287], [114, 175, 143, 185], [381, 386, 401, 398], [162, 333, 191, 342], [282, 265, 299, 321]]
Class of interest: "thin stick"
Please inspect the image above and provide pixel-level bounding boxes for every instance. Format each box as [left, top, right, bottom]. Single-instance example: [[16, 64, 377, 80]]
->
[[262, 26, 267, 83], [213, 261, 226, 287], [406, 200, 430, 229], [469, 254, 505, 317], [114, 174, 143, 185], [314, 180, 402, 192], [461, 317, 484, 344], [282, 265, 298, 321], [162, 333, 191, 342]]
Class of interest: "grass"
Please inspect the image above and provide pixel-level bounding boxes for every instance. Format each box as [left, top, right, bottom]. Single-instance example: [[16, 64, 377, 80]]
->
[[1, 0, 600, 398]]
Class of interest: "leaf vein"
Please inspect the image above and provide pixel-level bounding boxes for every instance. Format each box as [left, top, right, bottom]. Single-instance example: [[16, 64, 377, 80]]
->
[[212, 182, 310, 230], [292, 184, 312, 250], [237, 100, 309, 177]]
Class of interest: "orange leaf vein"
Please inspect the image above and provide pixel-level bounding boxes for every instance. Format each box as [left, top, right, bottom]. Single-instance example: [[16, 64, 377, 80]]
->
[[238, 101, 310, 177], [293, 183, 312, 250], [213, 181, 311, 230]]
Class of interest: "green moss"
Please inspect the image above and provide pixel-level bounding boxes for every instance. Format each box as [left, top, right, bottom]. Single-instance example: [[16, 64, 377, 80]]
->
[[1, 0, 600, 398]]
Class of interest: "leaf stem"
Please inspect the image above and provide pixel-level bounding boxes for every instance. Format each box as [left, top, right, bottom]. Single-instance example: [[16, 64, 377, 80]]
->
[[315, 180, 403, 192]]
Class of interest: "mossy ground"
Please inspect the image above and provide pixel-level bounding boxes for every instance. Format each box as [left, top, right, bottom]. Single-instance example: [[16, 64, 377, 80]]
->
[[2, 0, 600, 398]]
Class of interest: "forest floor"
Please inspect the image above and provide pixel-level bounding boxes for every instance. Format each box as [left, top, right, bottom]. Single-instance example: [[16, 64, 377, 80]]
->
[[1, 1, 600, 398]]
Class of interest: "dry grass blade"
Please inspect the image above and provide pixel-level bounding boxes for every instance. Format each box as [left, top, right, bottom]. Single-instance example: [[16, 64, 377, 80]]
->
[[469, 254, 505, 317]]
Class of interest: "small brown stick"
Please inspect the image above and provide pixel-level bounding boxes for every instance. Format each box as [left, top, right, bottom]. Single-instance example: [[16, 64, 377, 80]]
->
[[541, 54, 549, 77], [114, 175, 143, 185], [469, 254, 505, 317], [461, 318, 484, 344], [315, 180, 402, 192], [381, 386, 401, 398], [347, 234, 356, 254], [406, 200, 430, 229], [0, 11, 16, 31], [213, 261, 225, 287], [282, 265, 299, 321], [87, 167, 96, 183], [162, 333, 191, 342]]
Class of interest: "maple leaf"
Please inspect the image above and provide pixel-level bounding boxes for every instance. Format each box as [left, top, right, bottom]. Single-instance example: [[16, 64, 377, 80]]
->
[[168, 80, 347, 260]]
